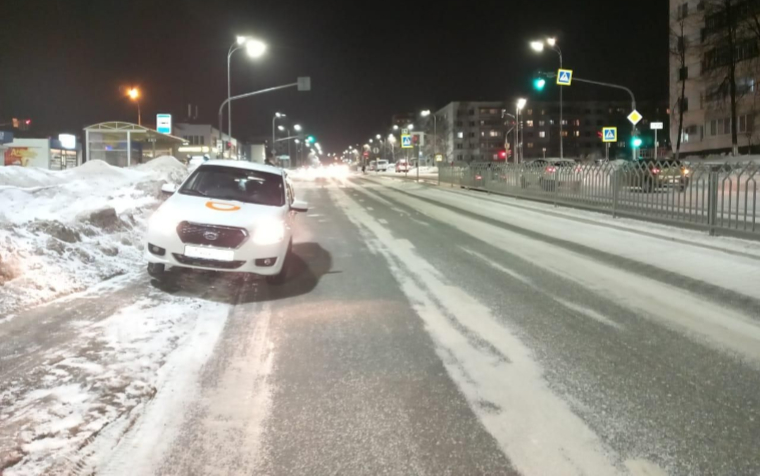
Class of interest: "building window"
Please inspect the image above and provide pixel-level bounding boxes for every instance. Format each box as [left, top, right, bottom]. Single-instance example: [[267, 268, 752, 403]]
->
[[618, 141, 626, 148], [481, 131, 486, 137], [456, 121, 464, 127], [200, 136, 205, 145], [527, 109, 533, 115], [468, 109, 475, 115], [681, 97, 689, 112], [527, 132, 534, 139], [541, 109, 546, 115], [526, 120, 534, 127], [456, 142, 464, 149], [679, 66, 688, 81], [457, 132, 464, 138], [550, 120, 555, 125], [677, 2, 688, 20], [572, 119, 580, 126], [573, 131, 581, 137], [457, 154, 463, 161], [724, 118, 731, 134], [561, 131, 568, 137], [469, 132, 476, 138], [489, 130, 501, 138], [739, 114, 754, 133], [539, 120, 545, 127], [527, 143, 534, 149], [469, 121, 476, 127], [539, 131, 546, 138], [561, 120, 568, 126], [710, 119, 718, 136]]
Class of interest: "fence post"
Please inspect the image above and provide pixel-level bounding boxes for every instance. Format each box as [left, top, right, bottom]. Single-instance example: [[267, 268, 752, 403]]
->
[[708, 170, 719, 236], [612, 169, 620, 218], [553, 169, 559, 207]]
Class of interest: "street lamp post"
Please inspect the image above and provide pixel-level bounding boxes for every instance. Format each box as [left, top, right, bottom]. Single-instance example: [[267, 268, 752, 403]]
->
[[421, 110, 437, 166], [531, 38, 563, 159], [226, 36, 267, 158], [517, 98, 527, 163], [272, 112, 285, 159], [127, 88, 141, 126]]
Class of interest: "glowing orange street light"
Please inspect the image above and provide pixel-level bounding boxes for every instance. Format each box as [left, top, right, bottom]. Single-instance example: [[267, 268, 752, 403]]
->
[[126, 87, 141, 125]]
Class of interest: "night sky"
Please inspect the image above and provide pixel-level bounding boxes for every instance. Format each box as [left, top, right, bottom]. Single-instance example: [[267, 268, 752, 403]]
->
[[1, 0, 668, 153]]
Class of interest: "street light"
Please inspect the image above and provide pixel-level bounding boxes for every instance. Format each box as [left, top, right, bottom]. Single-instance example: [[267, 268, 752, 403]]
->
[[420, 109, 438, 165], [278, 125, 285, 131], [126, 87, 141, 126], [272, 112, 286, 158], [294, 124, 302, 132], [516, 98, 527, 163], [408, 124, 414, 130], [393, 125, 399, 131], [376, 134, 381, 139], [226, 35, 267, 157], [531, 37, 564, 159]]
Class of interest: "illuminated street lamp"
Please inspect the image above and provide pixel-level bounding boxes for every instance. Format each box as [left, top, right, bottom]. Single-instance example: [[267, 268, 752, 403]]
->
[[294, 124, 302, 132], [126, 87, 141, 125], [226, 35, 267, 155], [516, 98, 527, 164], [530, 36, 564, 158]]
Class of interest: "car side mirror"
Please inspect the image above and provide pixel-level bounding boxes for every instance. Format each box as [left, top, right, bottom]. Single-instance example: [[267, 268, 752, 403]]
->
[[290, 200, 309, 213], [161, 183, 177, 194]]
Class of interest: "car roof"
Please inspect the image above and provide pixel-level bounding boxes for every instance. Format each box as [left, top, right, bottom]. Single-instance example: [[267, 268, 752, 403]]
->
[[200, 159, 284, 176]]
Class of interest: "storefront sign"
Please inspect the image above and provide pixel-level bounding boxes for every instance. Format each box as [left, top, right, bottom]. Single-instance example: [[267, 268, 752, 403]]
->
[[58, 134, 76, 149], [157, 114, 172, 134]]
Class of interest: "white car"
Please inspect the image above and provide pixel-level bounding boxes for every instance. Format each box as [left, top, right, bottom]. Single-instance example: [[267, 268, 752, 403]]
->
[[145, 160, 308, 284]]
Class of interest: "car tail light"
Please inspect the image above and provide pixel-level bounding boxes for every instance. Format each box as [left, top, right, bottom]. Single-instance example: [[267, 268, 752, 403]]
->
[[652, 168, 661, 174], [475, 175, 483, 180], [546, 166, 556, 173]]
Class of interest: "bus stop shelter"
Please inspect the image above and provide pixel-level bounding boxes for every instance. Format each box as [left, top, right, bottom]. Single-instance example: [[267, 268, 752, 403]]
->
[[84, 121, 185, 167]]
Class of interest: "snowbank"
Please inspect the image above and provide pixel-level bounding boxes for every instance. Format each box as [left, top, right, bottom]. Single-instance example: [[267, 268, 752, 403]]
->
[[0, 158, 187, 315]]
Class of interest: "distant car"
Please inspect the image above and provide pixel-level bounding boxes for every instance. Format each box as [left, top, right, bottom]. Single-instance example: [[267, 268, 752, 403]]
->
[[396, 161, 410, 173], [376, 159, 390, 172], [521, 159, 582, 191], [145, 160, 308, 284], [617, 159, 690, 192]]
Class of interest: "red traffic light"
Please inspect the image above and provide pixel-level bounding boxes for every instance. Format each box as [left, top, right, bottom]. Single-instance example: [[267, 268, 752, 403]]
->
[[597, 131, 603, 139], [25, 119, 31, 125], [498, 149, 507, 160]]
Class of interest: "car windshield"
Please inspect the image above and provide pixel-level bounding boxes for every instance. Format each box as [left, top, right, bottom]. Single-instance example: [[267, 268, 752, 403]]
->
[[179, 165, 285, 207]]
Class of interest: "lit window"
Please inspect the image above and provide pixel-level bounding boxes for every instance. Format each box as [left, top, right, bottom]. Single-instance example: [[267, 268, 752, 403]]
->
[[561, 120, 568, 126], [539, 131, 546, 138], [539, 121, 545, 127], [561, 131, 568, 137], [489, 130, 501, 138], [526, 120, 534, 127], [527, 109, 533, 116], [573, 131, 580, 137], [457, 132, 464, 138], [527, 143, 534, 148], [572, 119, 580, 126]]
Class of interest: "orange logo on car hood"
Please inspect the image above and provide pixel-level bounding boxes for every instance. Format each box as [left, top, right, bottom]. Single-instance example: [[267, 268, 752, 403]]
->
[[206, 201, 241, 212]]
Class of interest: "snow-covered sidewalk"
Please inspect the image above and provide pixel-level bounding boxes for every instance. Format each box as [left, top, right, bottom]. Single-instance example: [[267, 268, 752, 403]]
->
[[0, 157, 187, 317]]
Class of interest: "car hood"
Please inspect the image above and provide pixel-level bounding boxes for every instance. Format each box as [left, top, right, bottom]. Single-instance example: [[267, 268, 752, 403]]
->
[[156, 192, 285, 229]]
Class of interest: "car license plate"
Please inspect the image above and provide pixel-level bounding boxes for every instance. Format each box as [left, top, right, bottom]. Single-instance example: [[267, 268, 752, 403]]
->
[[184, 246, 234, 262]]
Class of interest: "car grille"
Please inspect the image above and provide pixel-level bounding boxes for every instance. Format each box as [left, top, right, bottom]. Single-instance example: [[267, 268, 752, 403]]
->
[[173, 254, 246, 270], [176, 222, 248, 249]]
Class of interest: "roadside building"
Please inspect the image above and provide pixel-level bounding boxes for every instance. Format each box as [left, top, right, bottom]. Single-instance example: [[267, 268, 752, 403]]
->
[[669, 0, 759, 156]]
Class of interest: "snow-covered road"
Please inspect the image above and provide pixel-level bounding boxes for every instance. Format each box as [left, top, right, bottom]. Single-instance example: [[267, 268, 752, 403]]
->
[[2, 172, 760, 476]]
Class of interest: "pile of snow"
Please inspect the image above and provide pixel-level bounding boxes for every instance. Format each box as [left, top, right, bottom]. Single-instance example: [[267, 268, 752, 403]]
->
[[0, 158, 187, 315]]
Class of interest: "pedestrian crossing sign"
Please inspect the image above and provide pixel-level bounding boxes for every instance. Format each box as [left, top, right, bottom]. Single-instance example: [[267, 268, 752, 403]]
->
[[602, 127, 617, 143], [401, 134, 413, 149], [556, 69, 573, 86]]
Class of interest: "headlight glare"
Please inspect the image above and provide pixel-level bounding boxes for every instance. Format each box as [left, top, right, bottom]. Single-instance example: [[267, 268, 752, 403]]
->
[[253, 219, 286, 245]]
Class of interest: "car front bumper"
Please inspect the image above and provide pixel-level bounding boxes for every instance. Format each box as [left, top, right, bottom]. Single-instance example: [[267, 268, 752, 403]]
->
[[145, 225, 289, 276]]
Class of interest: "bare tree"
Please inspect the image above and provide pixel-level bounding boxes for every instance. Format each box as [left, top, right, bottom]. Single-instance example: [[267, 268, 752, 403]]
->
[[670, 13, 689, 160], [703, 0, 756, 156]]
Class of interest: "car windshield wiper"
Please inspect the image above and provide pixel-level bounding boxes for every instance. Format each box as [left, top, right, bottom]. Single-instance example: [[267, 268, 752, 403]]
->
[[180, 189, 208, 197]]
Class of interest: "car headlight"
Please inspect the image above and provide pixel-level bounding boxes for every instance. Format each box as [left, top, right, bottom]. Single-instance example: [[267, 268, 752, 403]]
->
[[253, 219, 286, 245], [149, 209, 177, 235]]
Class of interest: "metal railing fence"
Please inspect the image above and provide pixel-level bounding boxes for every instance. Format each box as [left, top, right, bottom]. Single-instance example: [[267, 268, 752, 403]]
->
[[438, 160, 759, 239]]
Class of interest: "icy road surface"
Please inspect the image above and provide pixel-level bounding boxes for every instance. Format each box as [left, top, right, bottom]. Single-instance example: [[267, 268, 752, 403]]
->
[[2, 175, 760, 476]]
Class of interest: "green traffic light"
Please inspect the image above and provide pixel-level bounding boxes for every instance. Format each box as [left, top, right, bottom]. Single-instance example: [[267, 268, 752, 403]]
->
[[632, 137, 643, 148], [533, 78, 546, 91], [306, 135, 316, 144]]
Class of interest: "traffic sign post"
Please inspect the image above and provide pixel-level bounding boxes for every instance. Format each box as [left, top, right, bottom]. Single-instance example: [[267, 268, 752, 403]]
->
[[602, 127, 617, 143], [627, 110, 643, 126], [556, 69, 573, 86], [401, 134, 413, 149], [651, 122, 663, 158]]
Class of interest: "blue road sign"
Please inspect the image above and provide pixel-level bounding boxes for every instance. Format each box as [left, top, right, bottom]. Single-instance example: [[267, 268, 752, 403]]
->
[[556, 69, 573, 86], [401, 134, 413, 149], [602, 127, 617, 143]]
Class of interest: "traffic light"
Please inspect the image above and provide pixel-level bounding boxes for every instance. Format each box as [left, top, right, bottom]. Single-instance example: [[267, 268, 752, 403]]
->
[[498, 149, 507, 160], [306, 135, 315, 144], [631, 137, 643, 148], [533, 78, 547, 91]]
